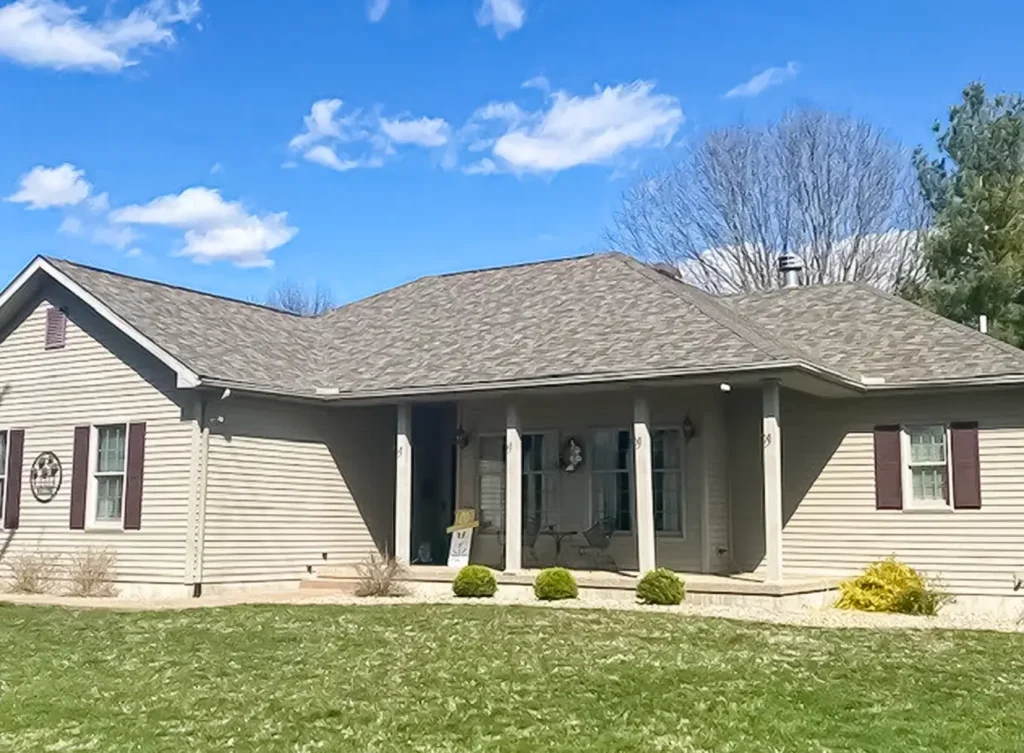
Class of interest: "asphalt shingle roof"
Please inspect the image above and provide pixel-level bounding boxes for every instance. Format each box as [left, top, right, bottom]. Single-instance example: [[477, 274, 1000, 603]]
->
[[729, 283, 1024, 383], [38, 253, 1024, 398]]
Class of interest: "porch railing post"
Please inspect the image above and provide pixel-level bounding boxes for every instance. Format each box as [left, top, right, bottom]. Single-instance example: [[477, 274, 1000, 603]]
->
[[504, 404, 523, 573], [633, 396, 656, 574], [762, 380, 784, 582], [394, 402, 413, 564]]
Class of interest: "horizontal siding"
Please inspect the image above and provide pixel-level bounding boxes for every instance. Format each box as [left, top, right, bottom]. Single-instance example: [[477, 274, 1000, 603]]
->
[[781, 390, 1024, 596], [0, 291, 193, 585], [202, 399, 393, 582]]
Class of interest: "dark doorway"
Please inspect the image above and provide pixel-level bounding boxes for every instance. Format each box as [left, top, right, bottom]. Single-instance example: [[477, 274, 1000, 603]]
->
[[410, 402, 458, 564]]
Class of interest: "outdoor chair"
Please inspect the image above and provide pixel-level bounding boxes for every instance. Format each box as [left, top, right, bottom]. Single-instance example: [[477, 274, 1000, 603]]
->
[[578, 516, 618, 571], [523, 516, 542, 567]]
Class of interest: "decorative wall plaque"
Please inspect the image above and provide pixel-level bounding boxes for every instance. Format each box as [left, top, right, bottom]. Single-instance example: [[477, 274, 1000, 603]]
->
[[30, 452, 62, 503]]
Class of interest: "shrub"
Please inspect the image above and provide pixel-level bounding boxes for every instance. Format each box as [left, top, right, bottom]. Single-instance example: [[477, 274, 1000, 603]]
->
[[65, 548, 117, 598], [533, 568, 578, 601], [6, 551, 60, 594], [836, 557, 951, 615], [636, 568, 685, 605], [354, 551, 409, 597], [452, 565, 497, 598]]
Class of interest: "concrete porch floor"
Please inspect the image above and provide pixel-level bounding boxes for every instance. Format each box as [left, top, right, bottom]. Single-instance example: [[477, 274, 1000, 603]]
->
[[307, 564, 842, 610]]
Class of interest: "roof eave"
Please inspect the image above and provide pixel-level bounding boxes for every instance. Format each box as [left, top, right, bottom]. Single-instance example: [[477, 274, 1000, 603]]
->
[[0, 257, 202, 389]]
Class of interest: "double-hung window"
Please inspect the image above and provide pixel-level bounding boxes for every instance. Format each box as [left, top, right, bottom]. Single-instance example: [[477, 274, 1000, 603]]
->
[[475, 432, 556, 530], [92, 424, 127, 523], [0, 430, 7, 506], [653, 428, 684, 533], [902, 425, 950, 509], [591, 429, 632, 532]]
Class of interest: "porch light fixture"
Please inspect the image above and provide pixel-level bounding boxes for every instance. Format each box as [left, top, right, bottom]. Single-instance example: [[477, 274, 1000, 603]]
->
[[454, 427, 470, 449], [682, 416, 696, 443]]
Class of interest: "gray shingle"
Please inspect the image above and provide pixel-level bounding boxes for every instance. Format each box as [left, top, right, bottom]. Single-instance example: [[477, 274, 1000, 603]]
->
[[728, 283, 1024, 383], [41, 254, 1024, 397]]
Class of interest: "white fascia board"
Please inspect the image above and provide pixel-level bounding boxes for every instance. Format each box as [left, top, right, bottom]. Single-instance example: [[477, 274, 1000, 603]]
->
[[0, 257, 202, 389]]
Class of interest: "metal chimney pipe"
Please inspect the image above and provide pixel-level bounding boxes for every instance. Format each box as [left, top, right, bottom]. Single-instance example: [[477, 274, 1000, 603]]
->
[[778, 254, 803, 288]]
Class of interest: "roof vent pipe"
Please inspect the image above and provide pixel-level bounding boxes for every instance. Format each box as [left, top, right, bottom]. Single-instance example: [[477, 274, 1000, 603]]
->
[[778, 254, 803, 289]]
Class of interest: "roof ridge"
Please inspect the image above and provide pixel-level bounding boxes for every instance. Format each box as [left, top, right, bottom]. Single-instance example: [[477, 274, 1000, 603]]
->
[[850, 281, 1024, 363], [615, 254, 836, 368], [432, 252, 599, 280], [44, 256, 308, 319]]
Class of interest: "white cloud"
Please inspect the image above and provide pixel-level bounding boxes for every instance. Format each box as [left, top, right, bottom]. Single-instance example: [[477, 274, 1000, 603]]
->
[[110, 186, 296, 267], [58, 216, 83, 235], [209, 162, 223, 175], [92, 224, 138, 250], [289, 98, 346, 152], [125, 247, 144, 258], [463, 158, 498, 176], [724, 62, 799, 99], [476, 0, 525, 38], [366, 0, 389, 22], [0, 0, 200, 72], [493, 81, 683, 172], [5, 163, 92, 209], [87, 191, 110, 212], [472, 101, 525, 123], [303, 145, 381, 172], [380, 116, 450, 147], [521, 75, 549, 92]]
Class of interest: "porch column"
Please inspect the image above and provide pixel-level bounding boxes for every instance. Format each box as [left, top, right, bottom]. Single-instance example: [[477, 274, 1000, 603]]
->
[[504, 404, 523, 572], [394, 403, 413, 563], [762, 380, 783, 582], [633, 396, 656, 574]]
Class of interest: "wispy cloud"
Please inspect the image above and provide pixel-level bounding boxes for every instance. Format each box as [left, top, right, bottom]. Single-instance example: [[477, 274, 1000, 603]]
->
[[0, 0, 201, 72], [724, 62, 799, 99], [476, 0, 525, 38], [521, 75, 550, 93], [366, 0, 389, 22], [380, 116, 450, 147]]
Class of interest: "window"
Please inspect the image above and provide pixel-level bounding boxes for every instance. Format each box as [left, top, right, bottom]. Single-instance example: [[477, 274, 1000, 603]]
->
[[92, 425, 127, 523], [475, 432, 556, 530], [0, 430, 7, 506], [653, 428, 684, 533], [591, 429, 632, 532], [477, 435, 505, 529], [902, 425, 950, 508]]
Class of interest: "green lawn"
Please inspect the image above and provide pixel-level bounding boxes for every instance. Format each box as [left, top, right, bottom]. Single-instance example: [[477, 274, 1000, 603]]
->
[[1, 604, 1023, 752]]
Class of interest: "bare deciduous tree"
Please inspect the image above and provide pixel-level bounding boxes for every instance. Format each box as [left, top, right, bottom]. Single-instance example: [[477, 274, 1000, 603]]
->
[[608, 109, 930, 293], [264, 281, 335, 316]]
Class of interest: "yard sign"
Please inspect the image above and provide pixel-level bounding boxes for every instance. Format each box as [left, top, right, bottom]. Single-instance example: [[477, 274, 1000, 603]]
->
[[446, 508, 479, 568]]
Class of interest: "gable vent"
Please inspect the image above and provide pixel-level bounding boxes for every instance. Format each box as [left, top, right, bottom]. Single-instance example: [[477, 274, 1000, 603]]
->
[[44, 307, 67, 350]]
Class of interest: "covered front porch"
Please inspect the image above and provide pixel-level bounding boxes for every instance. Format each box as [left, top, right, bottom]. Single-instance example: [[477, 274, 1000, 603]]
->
[[390, 378, 795, 582]]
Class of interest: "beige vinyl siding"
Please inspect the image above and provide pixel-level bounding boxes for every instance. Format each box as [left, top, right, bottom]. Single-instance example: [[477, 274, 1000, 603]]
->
[[0, 290, 194, 586], [456, 387, 719, 572], [730, 387, 1024, 597], [202, 398, 394, 583], [725, 388, 765, 573], [700, 394, 731, 573]]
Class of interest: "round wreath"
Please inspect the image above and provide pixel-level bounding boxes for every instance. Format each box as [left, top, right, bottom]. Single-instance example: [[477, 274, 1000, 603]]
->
[[560, 436, 584, 473]]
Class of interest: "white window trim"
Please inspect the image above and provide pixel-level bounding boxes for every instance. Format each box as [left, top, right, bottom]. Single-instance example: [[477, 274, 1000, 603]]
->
[[652, 425, 687, 538], [474, 430, 559, 531], [900, 424, 955, 512], [86, 423, 128, 530], [588, 427, 635, 534]]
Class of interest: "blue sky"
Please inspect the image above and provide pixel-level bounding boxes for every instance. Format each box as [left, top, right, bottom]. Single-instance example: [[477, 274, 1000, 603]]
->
[[1, 0, 1022, 305]]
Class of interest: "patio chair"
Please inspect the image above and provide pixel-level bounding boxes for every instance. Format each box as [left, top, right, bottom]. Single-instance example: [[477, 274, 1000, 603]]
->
[[523, 516, 542, 567], [578, 517, 618, 571]]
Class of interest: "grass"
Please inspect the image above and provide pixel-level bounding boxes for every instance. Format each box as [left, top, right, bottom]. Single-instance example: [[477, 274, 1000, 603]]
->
[[1, 604, 1023, 752]]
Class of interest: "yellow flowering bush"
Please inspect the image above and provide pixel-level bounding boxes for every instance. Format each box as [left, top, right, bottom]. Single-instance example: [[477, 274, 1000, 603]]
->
[[835, 557, 951, 615]]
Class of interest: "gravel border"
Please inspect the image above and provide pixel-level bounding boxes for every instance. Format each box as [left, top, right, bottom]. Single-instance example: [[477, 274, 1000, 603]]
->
[[4, 587, 1023, 633]]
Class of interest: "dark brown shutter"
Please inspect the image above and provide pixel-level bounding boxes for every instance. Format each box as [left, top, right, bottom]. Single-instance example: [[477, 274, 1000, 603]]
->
[[873, 425, 903, 510], [3, 430, 25, 529], [70, 426, 90, 530], [45, 308, 67, 349], [124, 422, 146, 530], [950, 422, 982, 509]]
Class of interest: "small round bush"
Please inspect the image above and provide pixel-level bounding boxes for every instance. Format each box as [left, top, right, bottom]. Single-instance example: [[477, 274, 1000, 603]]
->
[[636, 568, 685, 605], [452, 565, 497, 598], [533, 568, 578, 601], [836, 557, 951, 615]]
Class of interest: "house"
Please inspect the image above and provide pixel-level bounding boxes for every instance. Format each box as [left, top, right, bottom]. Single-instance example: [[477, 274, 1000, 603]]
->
[[2, 252, 1024, 611]]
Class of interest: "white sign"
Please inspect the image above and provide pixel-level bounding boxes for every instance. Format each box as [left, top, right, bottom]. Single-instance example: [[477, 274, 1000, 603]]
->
[[448, 528, 474, 568]]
